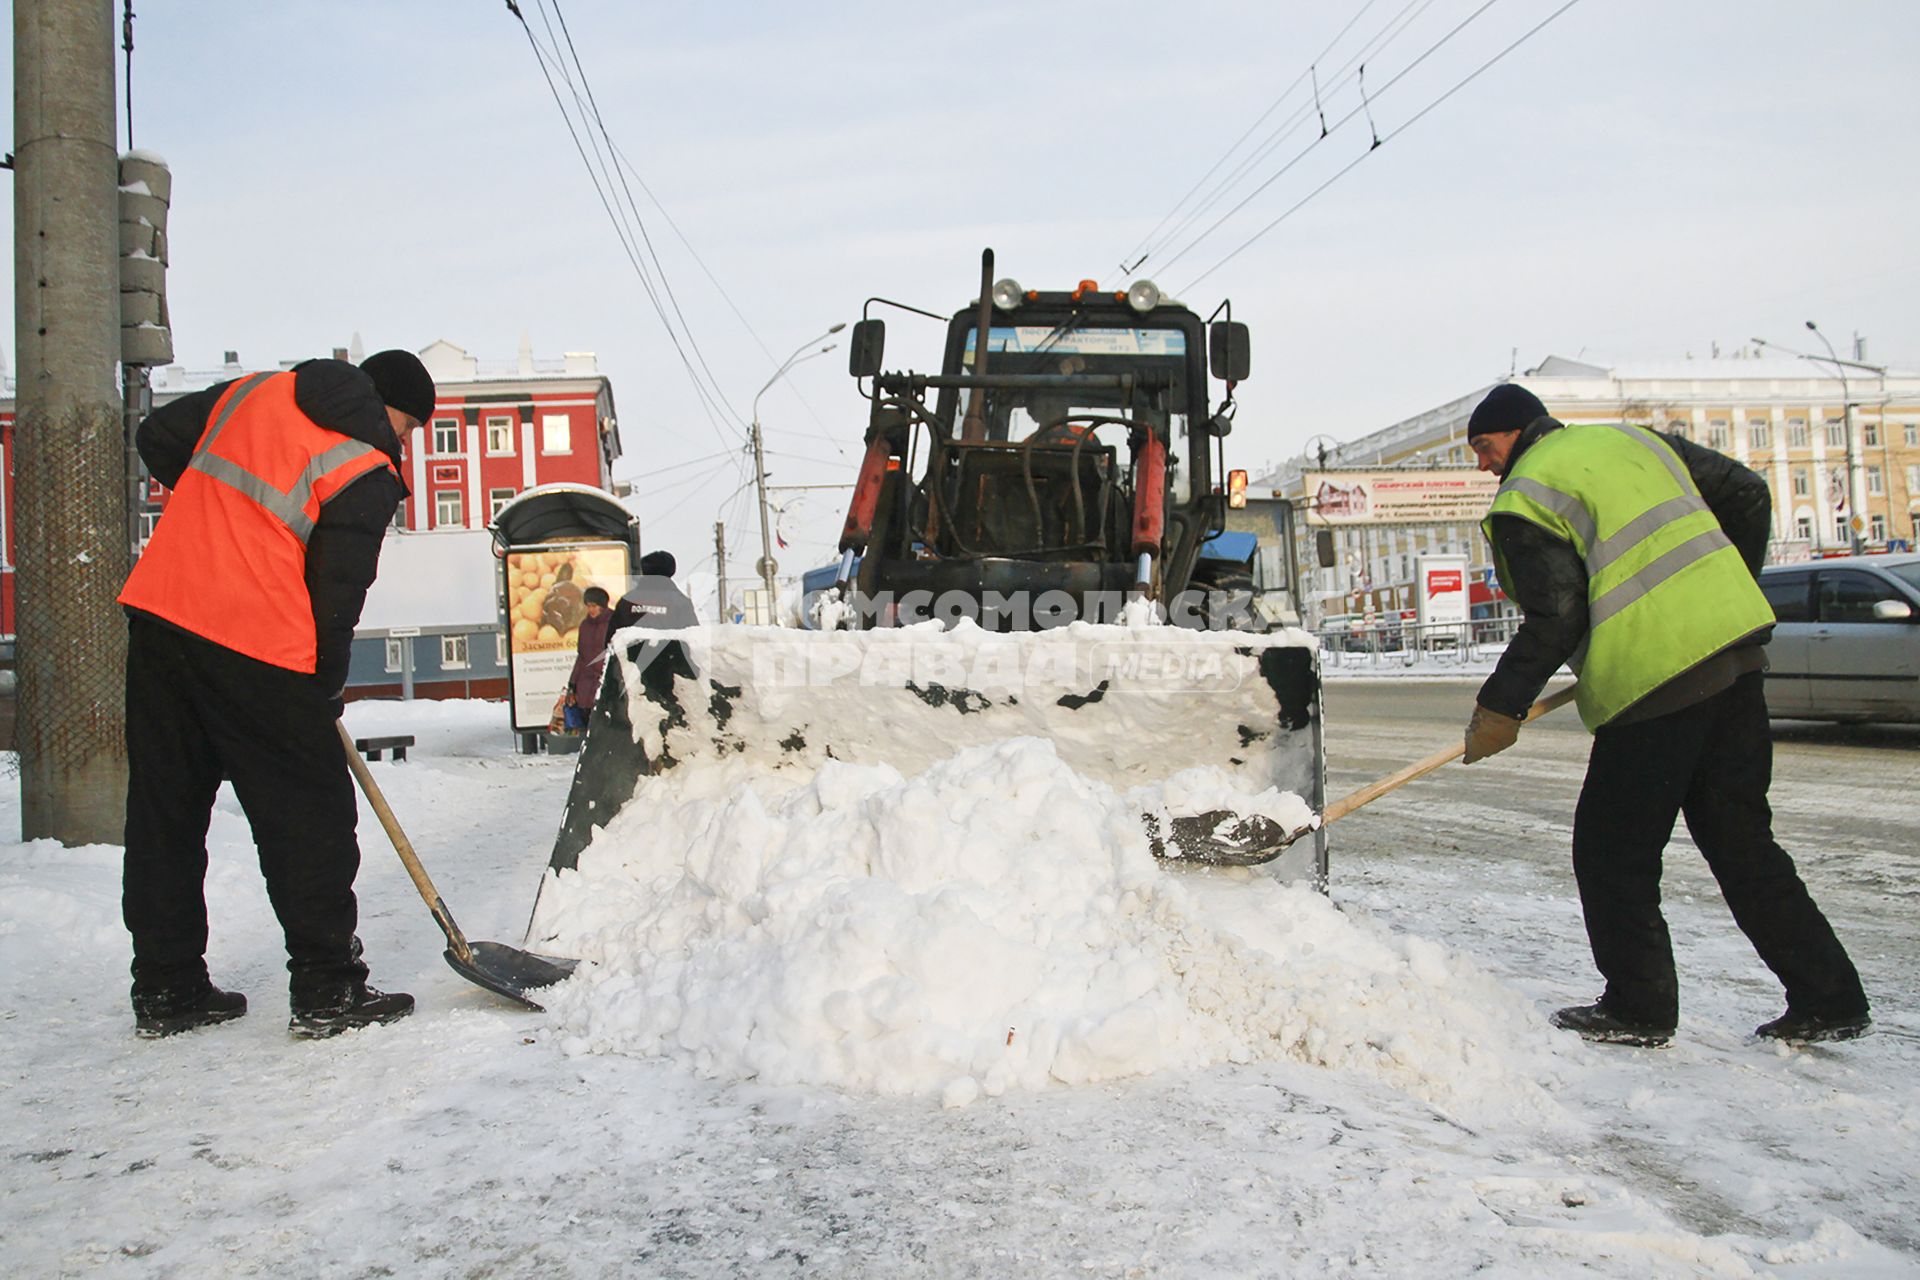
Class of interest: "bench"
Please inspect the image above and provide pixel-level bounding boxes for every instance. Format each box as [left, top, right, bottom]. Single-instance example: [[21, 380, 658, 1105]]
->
[[353, 734, 415, 762]]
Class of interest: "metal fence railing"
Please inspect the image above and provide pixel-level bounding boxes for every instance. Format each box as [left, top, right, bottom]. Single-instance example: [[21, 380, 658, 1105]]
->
[[1311, 614, 1523, 668]]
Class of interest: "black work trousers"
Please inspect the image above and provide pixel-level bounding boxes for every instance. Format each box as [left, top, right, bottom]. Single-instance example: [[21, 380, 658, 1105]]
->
[[123, 615, 366, 1005], [1571, 670, 1867, 1028]]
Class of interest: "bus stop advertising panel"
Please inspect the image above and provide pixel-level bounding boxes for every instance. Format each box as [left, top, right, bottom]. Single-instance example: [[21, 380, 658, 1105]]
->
[[502, 541, 630, 731], [1415, 554, 1471, 628], [490, 484, 642, 737]]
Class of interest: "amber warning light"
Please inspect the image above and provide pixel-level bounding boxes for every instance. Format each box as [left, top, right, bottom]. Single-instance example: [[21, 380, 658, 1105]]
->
[[1228, 469, 1248, 509]]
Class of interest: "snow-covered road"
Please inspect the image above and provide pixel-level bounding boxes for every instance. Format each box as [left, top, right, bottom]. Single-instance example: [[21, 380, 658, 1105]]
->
[[1, 691, 1915, 1278]]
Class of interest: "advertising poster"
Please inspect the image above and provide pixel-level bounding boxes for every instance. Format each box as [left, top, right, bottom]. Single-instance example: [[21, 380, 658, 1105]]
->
[[1303, 469, 1498, 527], [503, 541, 631, 731], [1415, 554, 1471, 628]]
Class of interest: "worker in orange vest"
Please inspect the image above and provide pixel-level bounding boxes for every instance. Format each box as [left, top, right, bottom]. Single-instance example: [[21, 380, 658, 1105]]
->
[[118, 350, 432, 1039]]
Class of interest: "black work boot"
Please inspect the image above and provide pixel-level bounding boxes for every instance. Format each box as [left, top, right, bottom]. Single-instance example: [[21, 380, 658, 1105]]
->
[[1755, 1008, 1872, 1044], [1549, 1002, 1673, 1048], [289, 984, 415, 1040], [134, 984, 249, 1039]]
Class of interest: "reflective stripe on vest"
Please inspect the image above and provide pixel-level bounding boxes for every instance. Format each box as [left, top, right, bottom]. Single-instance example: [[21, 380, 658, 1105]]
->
[[185, 373, 381, 545], [1483, 424, 1774, 729], [119, 370, 399, 673]]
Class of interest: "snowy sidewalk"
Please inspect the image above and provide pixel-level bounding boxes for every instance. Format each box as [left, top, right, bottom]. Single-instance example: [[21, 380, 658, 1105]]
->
[[1, 698, 1914, 1277]]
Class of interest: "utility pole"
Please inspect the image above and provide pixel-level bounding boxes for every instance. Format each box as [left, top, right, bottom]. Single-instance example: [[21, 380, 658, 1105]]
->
[[14, 1, 129, 844], [713, 521, 728, 622], [750, 420, 777, 606]]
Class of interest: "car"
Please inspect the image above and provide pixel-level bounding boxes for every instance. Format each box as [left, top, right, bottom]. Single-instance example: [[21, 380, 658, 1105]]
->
[[1757, 553, 1920, 723]]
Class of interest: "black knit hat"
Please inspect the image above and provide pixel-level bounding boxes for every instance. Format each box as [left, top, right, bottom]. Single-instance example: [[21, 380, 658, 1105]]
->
[[360, 349, 436, 423], [640, 550, 677, 577], [1467, 383, 1548, 439]]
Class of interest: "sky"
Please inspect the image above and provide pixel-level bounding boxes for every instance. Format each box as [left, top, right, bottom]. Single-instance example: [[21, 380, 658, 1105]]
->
[[7, 0, 1919, 587]]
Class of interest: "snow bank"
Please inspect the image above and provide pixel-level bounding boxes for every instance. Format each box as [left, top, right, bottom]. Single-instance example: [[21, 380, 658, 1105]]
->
[[535, 731, 1567, 1125]]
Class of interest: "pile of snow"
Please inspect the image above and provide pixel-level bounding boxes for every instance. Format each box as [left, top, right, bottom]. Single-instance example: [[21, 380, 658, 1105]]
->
[[534, 731, 1567, 1124]]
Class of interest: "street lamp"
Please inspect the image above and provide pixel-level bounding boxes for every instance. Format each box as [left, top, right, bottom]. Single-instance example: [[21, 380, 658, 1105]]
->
[[1805, 321, 1862, 553], [751, 324, 845, 615]]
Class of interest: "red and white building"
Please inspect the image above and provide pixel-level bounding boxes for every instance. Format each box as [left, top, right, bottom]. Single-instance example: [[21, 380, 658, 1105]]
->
[[0, 338, 624, 646]]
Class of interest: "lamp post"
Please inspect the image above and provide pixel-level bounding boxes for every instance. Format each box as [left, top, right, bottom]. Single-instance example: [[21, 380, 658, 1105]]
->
[[1803, 322, 1861, 552], [751, 324, 845, 616], [1754, 330, 1888, 553]]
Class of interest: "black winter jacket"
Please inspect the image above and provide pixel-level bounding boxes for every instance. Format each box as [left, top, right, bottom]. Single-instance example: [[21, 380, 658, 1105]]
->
[[1476, 417, 1773, 722], [129, 360, 408, 698]]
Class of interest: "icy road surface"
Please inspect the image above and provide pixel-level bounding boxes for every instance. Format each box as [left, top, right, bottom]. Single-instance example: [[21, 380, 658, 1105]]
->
[[1, 690, 1915, 1277]]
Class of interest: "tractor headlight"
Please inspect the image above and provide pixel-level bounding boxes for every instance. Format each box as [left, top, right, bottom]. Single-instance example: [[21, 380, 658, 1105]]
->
[[991, 278, 1025, 312], [1126, 279, 1161, 313]]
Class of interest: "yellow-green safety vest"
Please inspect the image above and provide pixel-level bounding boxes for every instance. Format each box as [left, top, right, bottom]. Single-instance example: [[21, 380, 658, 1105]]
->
[[1482, 424, 1774, 730]]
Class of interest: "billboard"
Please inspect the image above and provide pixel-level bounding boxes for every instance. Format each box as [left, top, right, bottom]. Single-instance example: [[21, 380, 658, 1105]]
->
[[502, 540, 632, 731], [1415, 554, 1471, 628], [1304, 469, 1498, 527]]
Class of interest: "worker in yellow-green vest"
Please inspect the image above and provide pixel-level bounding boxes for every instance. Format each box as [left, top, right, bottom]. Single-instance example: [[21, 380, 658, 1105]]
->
[[1461, 383, 1868, 1049]]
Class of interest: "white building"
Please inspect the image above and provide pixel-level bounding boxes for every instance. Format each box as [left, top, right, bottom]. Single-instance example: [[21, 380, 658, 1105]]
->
[[1260, 350, 1920, 626]]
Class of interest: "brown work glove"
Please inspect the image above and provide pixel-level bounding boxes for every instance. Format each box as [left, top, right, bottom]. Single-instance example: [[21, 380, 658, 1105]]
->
[[1463, 703, 1524, 764]]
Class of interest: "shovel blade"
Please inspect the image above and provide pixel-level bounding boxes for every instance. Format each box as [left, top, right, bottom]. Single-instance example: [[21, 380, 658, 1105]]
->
[[1144, 809, 1315, 867], [444, 941, 580, 1011]]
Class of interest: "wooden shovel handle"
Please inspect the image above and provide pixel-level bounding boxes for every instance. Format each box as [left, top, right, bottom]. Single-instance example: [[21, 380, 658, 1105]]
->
[[1321, 683, 1577, 827], [336, 720, 475, 965]]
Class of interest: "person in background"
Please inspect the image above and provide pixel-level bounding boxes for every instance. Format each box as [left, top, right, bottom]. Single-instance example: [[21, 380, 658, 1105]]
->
[[561, 586, 615, 729], [611, 550, 700, 632], [1462, 382, 1869, 1048], [117, 349, 434, 1039]]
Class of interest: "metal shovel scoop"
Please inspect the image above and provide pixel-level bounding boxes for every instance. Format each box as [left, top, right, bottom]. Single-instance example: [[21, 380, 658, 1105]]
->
[[1148, 684, 1578, 866], [338, 722, 579, 1010]]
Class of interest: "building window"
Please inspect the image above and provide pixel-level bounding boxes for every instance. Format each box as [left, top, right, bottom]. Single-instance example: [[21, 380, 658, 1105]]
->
[[542, 414, 571, 453], [1863, 422, 1880, 447], [1747, 422, 1771, 450], [1905, 423, 1918, 447], [1795, 515, 1813, 541], [486, 415, 515, 455], [441, 634, 469, 670], [435, 490, 464, 527], [1787, 417, 1808, 449], [1868, 465, 1884, 496], [1907, 464, 1920, 493], [138, 509, 161, 544], [432, 418, 462, 455], [391, 500, 408, 530], [1791, 466, 1810, 498], [1870, 513, 1887, 541], [489, 487, 516, 520], [384, 638, 404, 672], [1825, 419, 1846, 448], [1707, 419, 1729, 450]]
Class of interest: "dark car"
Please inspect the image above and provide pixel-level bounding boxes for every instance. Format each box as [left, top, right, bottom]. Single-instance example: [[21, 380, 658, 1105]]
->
[[1757, 553, 1920, 723]]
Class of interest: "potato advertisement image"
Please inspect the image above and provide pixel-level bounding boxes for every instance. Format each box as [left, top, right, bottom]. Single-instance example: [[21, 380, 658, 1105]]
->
[[502, 541, 632, 731]]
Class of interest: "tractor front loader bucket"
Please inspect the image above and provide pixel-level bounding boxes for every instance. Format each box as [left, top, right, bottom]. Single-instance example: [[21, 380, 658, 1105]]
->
[[527, 624, 1324, 946]]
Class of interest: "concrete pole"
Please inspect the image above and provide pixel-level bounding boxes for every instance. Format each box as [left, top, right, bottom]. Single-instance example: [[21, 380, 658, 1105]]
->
[[713, 521, 728, 621], [750, 420, 777, 608], [13, 1, 129, 845]]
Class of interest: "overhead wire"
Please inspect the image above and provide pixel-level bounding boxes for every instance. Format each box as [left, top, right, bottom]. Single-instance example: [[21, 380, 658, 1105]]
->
[[1152, 0, 1490, 282], [1180, 0, 1587, 292], [1106, 0, 1386, 285], [1115, 0, 1441, 285], [505, 0, 742, 449]]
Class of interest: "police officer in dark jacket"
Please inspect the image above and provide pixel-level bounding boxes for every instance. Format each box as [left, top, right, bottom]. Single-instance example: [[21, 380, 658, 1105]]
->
[[118, 351, 433, 1039], [1464, 383, 1868, 1047]]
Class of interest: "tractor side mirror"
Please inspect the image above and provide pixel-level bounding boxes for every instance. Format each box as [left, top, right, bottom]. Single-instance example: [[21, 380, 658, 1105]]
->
[[849, 319, 886, 378], [1209, 321, 1250, 382], [1315, 529, 1336, 569]]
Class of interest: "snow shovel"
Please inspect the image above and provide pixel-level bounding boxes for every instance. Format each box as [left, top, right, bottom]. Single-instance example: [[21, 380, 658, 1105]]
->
[[1148, 684, 1578, 865], [337, 722, 578, 1011]]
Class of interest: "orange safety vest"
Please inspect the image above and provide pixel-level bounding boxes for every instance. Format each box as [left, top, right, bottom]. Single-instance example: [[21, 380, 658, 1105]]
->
[[119, 370, 401, 673]]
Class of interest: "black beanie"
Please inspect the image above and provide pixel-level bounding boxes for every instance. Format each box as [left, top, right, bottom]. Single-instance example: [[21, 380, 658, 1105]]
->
[[1467, 383, 1548, 439], [640, 550, 677, 578], [360, 349, 437, 423]]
